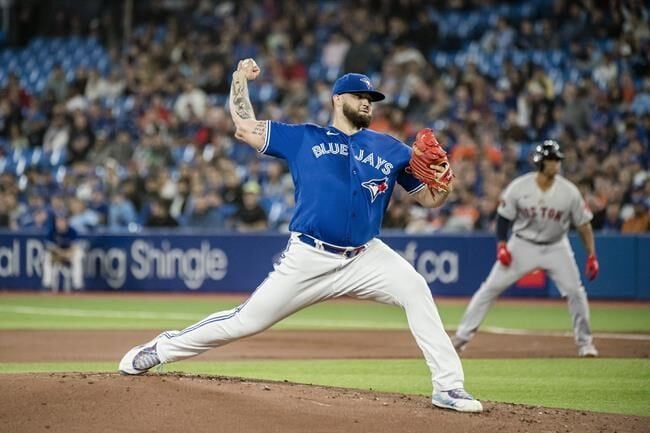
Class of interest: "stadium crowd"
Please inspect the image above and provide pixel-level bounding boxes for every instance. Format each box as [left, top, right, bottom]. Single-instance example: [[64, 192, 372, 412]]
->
[[0, 0, 648, 235]]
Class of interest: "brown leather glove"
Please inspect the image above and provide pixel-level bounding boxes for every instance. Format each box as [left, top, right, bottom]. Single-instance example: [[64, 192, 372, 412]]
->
[[407, 128, 454, 192]]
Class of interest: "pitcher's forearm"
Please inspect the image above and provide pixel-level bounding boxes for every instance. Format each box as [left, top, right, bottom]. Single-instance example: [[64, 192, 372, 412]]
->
[[230, 70, 256, 122]]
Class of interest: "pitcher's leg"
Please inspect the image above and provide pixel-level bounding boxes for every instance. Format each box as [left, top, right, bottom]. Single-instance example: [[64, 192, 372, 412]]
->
[[340, 240, 463, 391], [156, 240, 337, 363]]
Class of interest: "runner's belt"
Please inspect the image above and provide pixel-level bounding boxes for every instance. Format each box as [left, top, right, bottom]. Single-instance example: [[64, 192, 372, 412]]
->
[[515, 233, 554, 245]]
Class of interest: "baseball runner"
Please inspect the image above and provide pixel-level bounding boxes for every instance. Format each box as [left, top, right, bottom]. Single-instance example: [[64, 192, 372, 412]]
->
[[119, 58, 483, 413], [42, 212, 84, 292], [452, 140, 600, 357]]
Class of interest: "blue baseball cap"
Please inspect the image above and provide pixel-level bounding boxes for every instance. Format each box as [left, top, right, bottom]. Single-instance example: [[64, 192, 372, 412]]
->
[[332, 73, 385, 102]]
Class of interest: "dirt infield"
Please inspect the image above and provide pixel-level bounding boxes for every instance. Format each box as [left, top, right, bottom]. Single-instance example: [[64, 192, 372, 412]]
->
[[1, 329, 650, 362], [1, 329, 649, 433]]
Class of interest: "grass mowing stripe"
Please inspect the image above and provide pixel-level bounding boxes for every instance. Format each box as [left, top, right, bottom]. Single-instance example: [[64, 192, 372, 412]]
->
[[2, 296, 650, 332], [0, 305, 408, 329], [3, 304, 650, 337], [1, 359, 648, 416], [2, 301, 650, 333]]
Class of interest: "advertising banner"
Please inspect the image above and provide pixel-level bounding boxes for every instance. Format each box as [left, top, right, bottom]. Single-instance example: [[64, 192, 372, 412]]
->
[[0, 231, 647, 298]]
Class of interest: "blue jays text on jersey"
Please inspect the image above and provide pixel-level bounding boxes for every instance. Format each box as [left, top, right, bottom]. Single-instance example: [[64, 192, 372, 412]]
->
[[311, 142, 394, 175], [260, 122, 425, 247]]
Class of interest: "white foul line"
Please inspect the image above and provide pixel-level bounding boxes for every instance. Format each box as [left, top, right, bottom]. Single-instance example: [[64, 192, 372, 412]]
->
[[480, 326, 650, 341]]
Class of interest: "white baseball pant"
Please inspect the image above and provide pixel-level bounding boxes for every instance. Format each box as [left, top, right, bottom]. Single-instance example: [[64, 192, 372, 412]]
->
[[155, 233, 465, 392]]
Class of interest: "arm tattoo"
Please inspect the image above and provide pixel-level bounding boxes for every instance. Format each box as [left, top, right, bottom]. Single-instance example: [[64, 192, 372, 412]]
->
[[252, 121, 267, 137], [230, 72, 256, 120]]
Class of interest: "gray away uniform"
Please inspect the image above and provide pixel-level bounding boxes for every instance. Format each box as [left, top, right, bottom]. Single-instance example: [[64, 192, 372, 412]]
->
[[456, 173, 595, 348]]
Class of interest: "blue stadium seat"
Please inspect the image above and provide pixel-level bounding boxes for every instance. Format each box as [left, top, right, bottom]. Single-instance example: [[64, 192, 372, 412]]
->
[[49, 148, 66, 167], [29, 148, 44, 167], [55, 166, 67, 184], [14, 156, 26, 176], [28, 37, 46, 50], [453, 52, 468, 67]]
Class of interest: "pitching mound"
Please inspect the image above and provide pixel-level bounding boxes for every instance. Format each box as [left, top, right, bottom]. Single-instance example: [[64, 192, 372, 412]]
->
[[1, 329, 649, 432], [1, 372, 648, 433]]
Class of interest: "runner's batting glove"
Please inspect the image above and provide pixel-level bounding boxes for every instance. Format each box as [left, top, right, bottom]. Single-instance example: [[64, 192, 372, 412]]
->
[[407, 128, 454, 193], [496, 241, 512, 266], [585, 253, 599, 280]]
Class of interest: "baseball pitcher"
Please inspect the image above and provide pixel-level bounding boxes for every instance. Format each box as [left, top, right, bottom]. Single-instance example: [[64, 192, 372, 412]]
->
[[119, 59, 482, 412], [452, 140, 600, 357]]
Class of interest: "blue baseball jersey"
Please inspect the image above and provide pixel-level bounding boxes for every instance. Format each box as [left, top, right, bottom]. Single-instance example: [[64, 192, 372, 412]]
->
[[46, 225, 79, 249], [261, 122, 425, 246]]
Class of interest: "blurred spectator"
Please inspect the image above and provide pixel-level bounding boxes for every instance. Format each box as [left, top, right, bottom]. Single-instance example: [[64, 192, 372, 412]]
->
[[88, 187, 109, 225], [601, 202, 623, 232], [233, 181, 267, 232], [22, 98, 48, 147], [169, 177, 191, 223], [45, 65, 69, 102], [174, 80, 207, 121], [343, 31, 381, 74], [108, 186, 138, 230], [185, 190, 226, 230], [68, 196, 99, 233], [42, 107, 69, 152], [146, 198, 178, 228], [106, 130, 135, 165], [85, 69, 111, 101], [201, 62, 230, 95], [0, 193, 10, 227], [67, 111, 95, 163], [621, 195, 650, 233], [16, 192, 49, 229], [8, 123, 28, 149], [321, 32, 350, 79]]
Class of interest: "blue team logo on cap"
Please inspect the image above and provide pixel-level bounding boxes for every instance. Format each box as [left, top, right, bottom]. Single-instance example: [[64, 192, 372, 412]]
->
[[362, 178, 389, 202], [332, 73, 386, 102]]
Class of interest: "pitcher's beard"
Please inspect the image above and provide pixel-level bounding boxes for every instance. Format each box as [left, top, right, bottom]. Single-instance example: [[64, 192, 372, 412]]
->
[[343, 103, 371, 128]]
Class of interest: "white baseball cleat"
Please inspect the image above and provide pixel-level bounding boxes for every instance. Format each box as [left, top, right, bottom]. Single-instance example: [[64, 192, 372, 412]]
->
[[119, 333, 165, 375], [578, 344, 599, 358], [432, 388, 483, 413]]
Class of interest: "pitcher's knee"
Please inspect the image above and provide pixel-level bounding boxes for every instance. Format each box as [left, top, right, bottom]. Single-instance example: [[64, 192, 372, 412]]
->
[[398, 274, 433, 303]]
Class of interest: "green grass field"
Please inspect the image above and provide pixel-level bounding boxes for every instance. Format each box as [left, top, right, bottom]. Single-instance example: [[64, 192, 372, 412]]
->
[[1, 294, 649, 416]]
